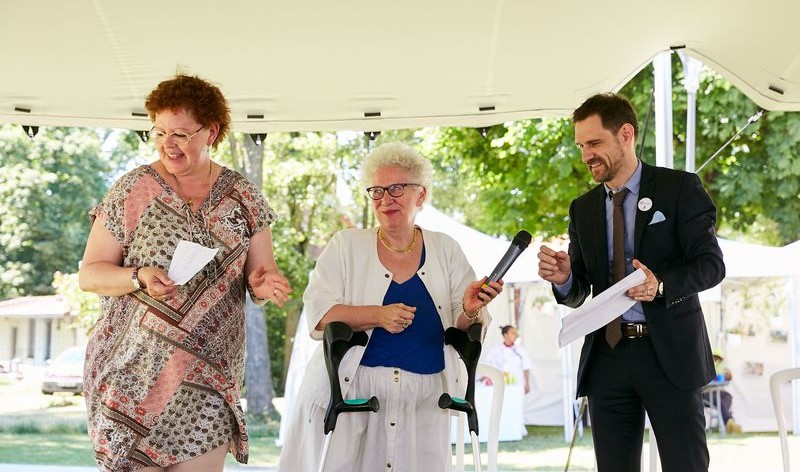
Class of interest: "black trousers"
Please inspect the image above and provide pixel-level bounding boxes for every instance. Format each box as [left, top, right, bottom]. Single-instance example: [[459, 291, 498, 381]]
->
[[586, 336, 709, 472]]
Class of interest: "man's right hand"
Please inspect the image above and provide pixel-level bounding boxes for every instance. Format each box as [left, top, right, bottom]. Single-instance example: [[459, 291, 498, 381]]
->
[[537, 245, 571, 285]]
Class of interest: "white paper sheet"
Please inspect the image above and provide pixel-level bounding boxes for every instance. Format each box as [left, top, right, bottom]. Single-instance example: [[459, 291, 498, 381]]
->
[[167, 240, 219, 285], [558, 269, 646, 348]]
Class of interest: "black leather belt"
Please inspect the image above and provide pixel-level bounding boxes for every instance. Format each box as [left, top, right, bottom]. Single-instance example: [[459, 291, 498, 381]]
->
[[621, 323, 648, 338]]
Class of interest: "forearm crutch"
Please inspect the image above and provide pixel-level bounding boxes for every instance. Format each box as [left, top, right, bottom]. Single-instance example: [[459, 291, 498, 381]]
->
[[317, 321, 380, 472], [438, 323, 484, 472]]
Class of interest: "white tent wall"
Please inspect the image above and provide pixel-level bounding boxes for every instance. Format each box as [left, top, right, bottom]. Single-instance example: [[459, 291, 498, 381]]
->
[[516, 283, 581, 426], [707, 275, 799, 432], [416, 206, 580, 427], [708, 240, 800, 432]]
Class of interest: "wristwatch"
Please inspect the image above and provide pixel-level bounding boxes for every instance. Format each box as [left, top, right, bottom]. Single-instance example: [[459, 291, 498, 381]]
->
[[656, 279, 664, 297], [131, 267, 142, 290]]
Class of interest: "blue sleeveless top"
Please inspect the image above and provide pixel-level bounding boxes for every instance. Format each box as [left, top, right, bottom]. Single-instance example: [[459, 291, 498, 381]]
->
[[360, 245, 445, 374]]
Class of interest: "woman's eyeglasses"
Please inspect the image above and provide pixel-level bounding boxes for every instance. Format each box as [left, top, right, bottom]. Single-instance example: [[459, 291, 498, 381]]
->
[[148, 126, 205, 146], [366, 183, 421, 200]]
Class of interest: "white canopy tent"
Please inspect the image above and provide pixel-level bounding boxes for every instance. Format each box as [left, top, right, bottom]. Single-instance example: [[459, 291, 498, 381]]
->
[[1, 0, 799, 133], [5, 0, 800, 443]]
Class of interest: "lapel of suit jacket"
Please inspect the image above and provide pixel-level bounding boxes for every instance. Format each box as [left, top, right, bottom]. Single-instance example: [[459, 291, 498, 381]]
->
[[634, 162, 656, 257], [588, 184, 609, 287]]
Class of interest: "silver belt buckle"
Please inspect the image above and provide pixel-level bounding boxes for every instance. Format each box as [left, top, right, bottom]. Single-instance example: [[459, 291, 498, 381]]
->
[[624, 323, 642, 338]]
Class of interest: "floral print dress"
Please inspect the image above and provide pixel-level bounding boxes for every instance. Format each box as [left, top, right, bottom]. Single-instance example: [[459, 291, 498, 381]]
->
[[84, 164, 276, 471]]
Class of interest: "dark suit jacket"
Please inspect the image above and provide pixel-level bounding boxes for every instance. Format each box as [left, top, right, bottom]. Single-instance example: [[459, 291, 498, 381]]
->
[[555, 162, 725, 396]]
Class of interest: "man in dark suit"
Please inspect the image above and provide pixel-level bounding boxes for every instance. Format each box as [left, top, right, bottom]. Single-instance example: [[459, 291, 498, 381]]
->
[[538, 93, 725, 471]]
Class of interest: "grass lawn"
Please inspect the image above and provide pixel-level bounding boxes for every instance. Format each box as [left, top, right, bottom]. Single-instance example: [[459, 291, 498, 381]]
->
[[2, 426, 799, 471], [1, 371, 798, 470], [0, 433, 95, 466]]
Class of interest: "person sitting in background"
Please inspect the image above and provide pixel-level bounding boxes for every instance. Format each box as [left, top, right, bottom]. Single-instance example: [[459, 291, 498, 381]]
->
[[483, 325, 533, 394], [711, 349, 741, 434]]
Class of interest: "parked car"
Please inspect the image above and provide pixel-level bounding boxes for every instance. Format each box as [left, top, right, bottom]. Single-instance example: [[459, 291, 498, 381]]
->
[[41, 345, 86, 395]]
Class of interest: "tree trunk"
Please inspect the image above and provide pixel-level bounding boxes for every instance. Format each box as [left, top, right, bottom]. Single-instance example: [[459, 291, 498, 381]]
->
[[245, 293, 272, 415], [234, 134, 274, 416]]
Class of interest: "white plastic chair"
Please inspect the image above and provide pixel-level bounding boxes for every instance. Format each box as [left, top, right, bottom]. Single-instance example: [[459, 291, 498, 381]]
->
[[452, 363, 504, 472], [770, 367, 800, 472]]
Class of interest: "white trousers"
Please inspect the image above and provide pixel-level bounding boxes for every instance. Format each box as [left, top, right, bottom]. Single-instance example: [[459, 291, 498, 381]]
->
[[278, 365, 450, 472]]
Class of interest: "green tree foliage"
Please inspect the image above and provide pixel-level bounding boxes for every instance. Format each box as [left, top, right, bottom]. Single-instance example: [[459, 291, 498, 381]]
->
[[620, 62, 800, 245], [216, 131, 376, 394], [0, 125, 130, 298], [259, 132, 382, 394], [52, 271, 100, 334], [426, 58, 799, 245], [424, 120, 589, 239]]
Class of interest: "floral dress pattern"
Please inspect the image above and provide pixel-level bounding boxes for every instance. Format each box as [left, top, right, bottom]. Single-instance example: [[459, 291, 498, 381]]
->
[[84, 164, 276, 471]]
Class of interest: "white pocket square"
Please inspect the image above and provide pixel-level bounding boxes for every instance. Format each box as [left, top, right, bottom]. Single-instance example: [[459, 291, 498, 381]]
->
[[649, 210, 666, 225]]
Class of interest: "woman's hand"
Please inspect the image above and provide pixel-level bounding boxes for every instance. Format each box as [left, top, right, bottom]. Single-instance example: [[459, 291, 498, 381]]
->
[[377, 303, 416, 334], [139, 266, 177, 302], [462, 277, 504, 315], [249, 265, 292, 307]]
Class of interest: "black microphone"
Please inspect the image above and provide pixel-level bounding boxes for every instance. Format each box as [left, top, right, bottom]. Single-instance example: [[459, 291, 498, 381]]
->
[[485, 230, 532, 283]]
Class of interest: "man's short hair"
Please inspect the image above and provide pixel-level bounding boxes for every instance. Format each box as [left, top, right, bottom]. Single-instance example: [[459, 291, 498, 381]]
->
[[572, 92, 639, 139]]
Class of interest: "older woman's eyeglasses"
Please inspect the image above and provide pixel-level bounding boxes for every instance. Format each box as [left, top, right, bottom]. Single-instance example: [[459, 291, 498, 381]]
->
[[366, 183, 421, 200], [148, 126, 205, 146]]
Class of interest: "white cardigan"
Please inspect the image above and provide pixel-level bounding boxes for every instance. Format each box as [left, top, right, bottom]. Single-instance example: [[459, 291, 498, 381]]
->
[[299, 226, 486, 407]]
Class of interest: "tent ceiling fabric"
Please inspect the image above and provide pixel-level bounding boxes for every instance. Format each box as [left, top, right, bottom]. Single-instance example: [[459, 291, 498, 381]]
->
[[1, 0, 798, 133]]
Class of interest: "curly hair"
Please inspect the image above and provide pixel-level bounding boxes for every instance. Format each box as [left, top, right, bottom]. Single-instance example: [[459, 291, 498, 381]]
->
[[360, 142, 433, 203], [145, 74, 231, 149]]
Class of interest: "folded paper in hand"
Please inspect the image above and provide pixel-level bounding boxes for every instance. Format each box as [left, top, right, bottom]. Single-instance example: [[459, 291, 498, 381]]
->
[[167, 240, 219, 285], [558, 269, 646, 348]]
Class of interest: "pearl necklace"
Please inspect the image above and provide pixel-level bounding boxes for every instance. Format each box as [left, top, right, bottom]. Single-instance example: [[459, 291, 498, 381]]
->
[[171, 161, 213, 209], [377, 227, 417, 254]]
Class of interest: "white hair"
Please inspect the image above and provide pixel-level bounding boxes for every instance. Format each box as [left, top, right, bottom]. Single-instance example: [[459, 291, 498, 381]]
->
[[360, 142, 433, 202]]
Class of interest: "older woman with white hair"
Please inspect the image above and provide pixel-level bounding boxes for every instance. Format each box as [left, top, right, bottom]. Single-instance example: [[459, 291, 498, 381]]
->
[[278, 142, 503, 472]]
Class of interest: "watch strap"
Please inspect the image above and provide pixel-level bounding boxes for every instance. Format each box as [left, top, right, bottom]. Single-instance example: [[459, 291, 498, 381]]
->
[[131, 267, 142, 290]]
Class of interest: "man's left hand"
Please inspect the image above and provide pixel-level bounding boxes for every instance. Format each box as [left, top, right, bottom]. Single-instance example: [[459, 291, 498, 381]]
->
[[628, 259, 659, 302]]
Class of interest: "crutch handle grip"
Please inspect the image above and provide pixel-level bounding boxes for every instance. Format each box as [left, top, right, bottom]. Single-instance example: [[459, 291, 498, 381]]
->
[[322, 322, 381, 435], [440, 323, 483, 436], [341, 396, 381, 413], [438, 393, 474, 413]]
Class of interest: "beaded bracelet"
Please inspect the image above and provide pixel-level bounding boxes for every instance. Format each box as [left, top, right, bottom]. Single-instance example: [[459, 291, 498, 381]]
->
[[461, 300, 483, 321], [247, 284, 271, 306]]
